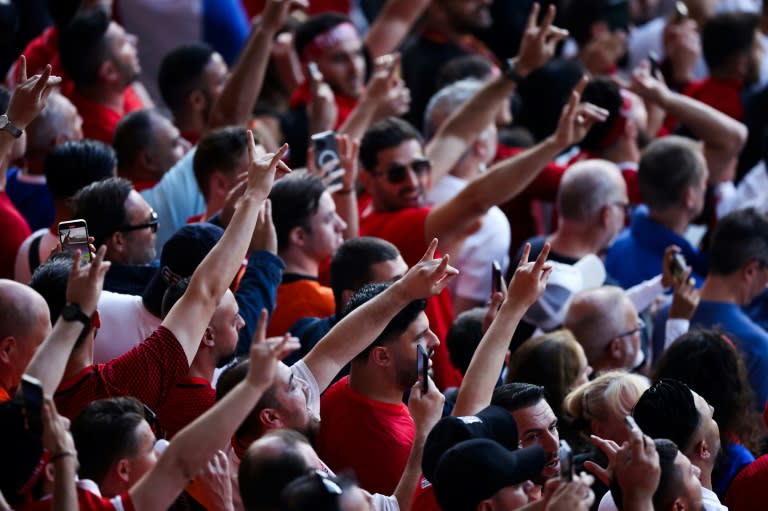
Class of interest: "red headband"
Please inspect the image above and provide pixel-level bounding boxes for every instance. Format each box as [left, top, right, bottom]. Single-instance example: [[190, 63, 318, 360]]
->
[[598, 90, 633, 150], [301, 22, 358, 62]]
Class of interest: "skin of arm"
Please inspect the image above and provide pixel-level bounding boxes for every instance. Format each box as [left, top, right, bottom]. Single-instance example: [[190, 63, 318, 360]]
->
[[129, 314, 300, 511], [161, 135, 289, 363], [302, 239, 458, 392], [363, 0, 430, 59], [452, 243, 552, 416]]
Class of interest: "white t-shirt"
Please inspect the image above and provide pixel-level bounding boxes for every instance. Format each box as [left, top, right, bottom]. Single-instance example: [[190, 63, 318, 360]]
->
[[95, 291, 161, 363], [599, 485, 728, 511], [14, 228, 59, 284]]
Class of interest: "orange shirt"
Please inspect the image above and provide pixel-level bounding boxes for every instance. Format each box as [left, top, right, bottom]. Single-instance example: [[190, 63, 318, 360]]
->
[[267, 276, 336, 337]]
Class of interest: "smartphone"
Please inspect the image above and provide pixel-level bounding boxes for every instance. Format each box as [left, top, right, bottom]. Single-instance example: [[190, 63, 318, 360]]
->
[[58, 219, 91, 263], [492, 260, 504, 294], [669, 252, 687, 279], [648, 51, 661, 77], [311, 131, 342, 185], [625, 415, 640, 431], [673, 0, 688, 21], [559, 439, 574, 481], [417, 344, 429, 393], [308, 61, 323, 82], [20, 374, 44, 436]]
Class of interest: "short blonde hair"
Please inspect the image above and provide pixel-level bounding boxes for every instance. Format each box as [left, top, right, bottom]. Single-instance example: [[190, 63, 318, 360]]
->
[[563, 371, 649, 424]]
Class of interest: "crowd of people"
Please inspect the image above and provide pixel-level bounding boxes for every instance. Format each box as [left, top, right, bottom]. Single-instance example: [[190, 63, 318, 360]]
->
[[4, 0, 768, 510]]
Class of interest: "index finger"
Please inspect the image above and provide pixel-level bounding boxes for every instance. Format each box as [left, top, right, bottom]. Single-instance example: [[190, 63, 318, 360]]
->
[[517, 242, 531, 268], [419, 238, 439, 263], [31, 65, 52, 96], [536, 4, 556, 41], [526, 2, 540, 29], [18, 55, 27, 83], [534, 242, 551, 271], [252, 309, 268, 344]]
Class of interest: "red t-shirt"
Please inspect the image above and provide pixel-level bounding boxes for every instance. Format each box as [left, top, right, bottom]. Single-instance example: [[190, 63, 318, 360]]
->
[[267, 277, 336, 337], [316, 376, 415, 495], [411, 475, 441, 511], [359, 207, 462, 391], [20, 483, 135, 511], [67, 87, 145, 144], [54, 326, 189, 420], [684, 77, 744, 121], [156, 376, 215, 439], [0, 191, 31, 279]]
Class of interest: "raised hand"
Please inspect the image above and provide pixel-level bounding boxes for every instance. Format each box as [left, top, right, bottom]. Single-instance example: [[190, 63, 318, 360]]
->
[[516, 3, 570, 77], [246, 310, 301, 390], [187, 450, 234, 511], [246, 131, 290, 200], [630, 61, 671, 106], [369, 53, 410, 118], [42, 398, 76, 461], [7, 57, 62, 129], [308, 64, 338, 134], [584, 434, 621, 486], [613, 426, 660, 506], [395, 239, 459, 300], [553, 77, 609, 149], [249, 199, 277, 254], [261, 0, 308, 32], [669, 267, 699, 320], [408, 376, 445, 437], [544, 476, 595, 511], [65, 245, 111, 317], [506, 242, 552, 310]]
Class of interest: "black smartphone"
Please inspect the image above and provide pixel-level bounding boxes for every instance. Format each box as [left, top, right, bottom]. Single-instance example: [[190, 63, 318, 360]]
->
[[310, 131, 342, 185], [20, 374, 44, 436], [491, 260, 504, 294], [417, 344, 429, 393], [559, 439, 574, 481], [58, 219, 91, 263], [648, 51, 661, 77], [669, 252, 687, 279]]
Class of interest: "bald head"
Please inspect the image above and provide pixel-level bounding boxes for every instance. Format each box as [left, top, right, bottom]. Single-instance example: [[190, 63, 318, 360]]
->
[[0, 280, 51, 391], [564, 286, 641, 372], [558, 159, 627, 221]]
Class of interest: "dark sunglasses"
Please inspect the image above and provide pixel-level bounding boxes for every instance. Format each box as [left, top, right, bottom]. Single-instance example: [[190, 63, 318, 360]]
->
[[375, 158, 431, 184], [118, 210, 159, 233], [314, 470, 343, 495]]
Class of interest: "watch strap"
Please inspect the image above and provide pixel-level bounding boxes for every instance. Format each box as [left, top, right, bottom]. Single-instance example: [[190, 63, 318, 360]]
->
[[0, 115, 22, 138]]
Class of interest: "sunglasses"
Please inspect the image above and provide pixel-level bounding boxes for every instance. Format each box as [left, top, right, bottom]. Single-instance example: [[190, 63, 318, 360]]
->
[[118, 210, 159, 233], [314, 470, 343, 495], [374, 158, 431, 184], [142, 403, 166, 440]]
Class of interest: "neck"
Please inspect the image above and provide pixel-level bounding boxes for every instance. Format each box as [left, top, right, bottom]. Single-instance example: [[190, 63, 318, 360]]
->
[[25, 156, 45, 176], [699, 275, 747, 306], [423, 12, 461, 41], [348, 363, 404, 404], [173, 110, 205, 139], [596, 138, 639, 165], [52, 200, 74, 229], [76, 83, 125, 112], [280, 249, 320, 276], [647, 207, 691, 236], [687, 453, 714, 491], [549, 221, 606, 259]]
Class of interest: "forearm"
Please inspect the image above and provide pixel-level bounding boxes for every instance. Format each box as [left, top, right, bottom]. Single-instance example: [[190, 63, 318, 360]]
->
[[131, 379, 269, 511], [25, 321, 88, 396], [302, 278, 413, 391], [364, 0, 429, 58], [208, 23, 276, 130], [426, 76, 517, 184], [52, 456, 78, 511], [452, 302, 526, 416], [392, 432, 426, 511], [339, 97, 378, 141]]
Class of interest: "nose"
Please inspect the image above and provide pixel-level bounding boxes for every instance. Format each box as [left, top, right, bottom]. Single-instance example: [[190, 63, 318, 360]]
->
[[128, 32, 139, 47], [335, 213, 347, 232], [426, 330, 440, 350], [237, 314, 245, 330], [542, 430, 559, 455]]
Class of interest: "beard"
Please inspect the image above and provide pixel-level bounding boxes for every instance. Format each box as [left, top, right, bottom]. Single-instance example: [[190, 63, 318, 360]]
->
[[301, 417, 322, 446]]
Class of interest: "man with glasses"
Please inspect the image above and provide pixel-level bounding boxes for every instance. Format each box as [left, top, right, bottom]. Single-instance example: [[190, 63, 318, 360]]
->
[[564, 286, 646, 376], [74, 176, 159, 295], [653, 209, 768, 410]]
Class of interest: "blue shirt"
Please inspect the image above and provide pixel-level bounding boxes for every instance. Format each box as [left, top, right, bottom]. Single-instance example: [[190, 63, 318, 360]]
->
[[235, 251, 285, 355], [606, 206, 708, 289], [5, 167, 54, 232], [653, 299, 768, 410]]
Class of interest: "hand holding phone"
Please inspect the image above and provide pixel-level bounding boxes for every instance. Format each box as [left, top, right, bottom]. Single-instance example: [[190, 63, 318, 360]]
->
[[648, 51, 661, 78], [491, 261, 504, 294], [669, 252, 687, 280], [58, 219, 91, 263], [310, 131, 342, 185], [417, 345, 429, 393]]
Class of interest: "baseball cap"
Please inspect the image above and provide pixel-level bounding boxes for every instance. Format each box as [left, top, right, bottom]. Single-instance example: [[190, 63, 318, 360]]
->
[[523, 254, 606, 331], [142, 223, 224, 315], [422, 405, 519, 483], [0, 401, 47, 505], [433, 439, 546, 511]]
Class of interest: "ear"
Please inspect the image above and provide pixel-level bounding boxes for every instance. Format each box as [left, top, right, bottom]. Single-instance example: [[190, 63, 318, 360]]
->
[[115, 458, 131, 484], [598, 204, 611, 229], [201, 326, 215, 348], [258, 407, 284, 429], [0, 336, 14, 364], [476, 498, 494, 511], [608, 337, 625, 361], [54, 132, 72, 147], [99, 60, 118, 83], [370, 345, 391, 368], [188, 89, 207, 113], [625, 118, 638, 141], [694, 438, 712, 461], [44, 461, 56, 483], [743, 260, 761, 282], [288, 226, 306, 249], [139, 150, 157, 173], [671, 498, 686, 511]]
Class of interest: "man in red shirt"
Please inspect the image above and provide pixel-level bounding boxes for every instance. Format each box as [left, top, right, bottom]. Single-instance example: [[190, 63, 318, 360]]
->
[[58, 7, 144, 144]]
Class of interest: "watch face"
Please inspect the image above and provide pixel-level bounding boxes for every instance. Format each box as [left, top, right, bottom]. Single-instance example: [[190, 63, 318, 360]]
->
[[0, 115, 8, 130]]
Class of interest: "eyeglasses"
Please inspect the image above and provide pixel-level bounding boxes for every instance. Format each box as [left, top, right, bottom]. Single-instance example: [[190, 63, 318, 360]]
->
[[142, 403, 166, 440], [598, 318, 645, 350], [374, 158, 431, 184], [611, 201, 631, 215], [118, 210, 159, 233], [314, 470, 343, 495]]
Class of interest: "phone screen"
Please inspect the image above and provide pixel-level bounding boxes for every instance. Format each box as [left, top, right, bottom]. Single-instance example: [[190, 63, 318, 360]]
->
[[491, 261, 503, 294], [311, 131, 342, 185], [20, 375, 44, 436], [559, 440, 574, 481], [59, 221, 91, 262], [417, 345, 429, 393], [670, 252, 687, 279]]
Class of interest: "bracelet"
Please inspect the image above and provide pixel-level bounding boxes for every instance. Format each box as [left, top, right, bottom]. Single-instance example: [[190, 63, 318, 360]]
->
[[50, 451, 77, 462]]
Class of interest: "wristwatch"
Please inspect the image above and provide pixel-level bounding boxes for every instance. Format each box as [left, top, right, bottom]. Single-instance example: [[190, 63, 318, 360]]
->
[[61, 303, 92, 343], [502, 59, 526, 84], [0, 114, 22, 138]]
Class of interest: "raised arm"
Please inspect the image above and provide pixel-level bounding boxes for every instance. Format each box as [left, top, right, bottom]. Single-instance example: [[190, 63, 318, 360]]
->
[[452, 243, 551, 416], [129, 315, 300, 511], [208, 0, 307, 131], [161, 133, 289, 363], [302, 239, 458, 392], [629, 64, 747, 183], [364, 0, 430, 59], [25, 247, 110, 396], [425, 3, 568, 185], [425, 80, 607, 246]]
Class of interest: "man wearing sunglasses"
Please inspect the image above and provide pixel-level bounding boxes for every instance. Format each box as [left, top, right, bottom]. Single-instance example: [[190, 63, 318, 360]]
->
[[74, 176, 160, 295]]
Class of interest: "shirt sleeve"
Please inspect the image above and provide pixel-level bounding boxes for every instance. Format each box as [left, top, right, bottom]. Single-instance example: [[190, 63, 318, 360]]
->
[[625, 275, 664, 312], [664, 319, 690, 351], [371, 494, 400, 511], [235, 251, 285, 355], [291, 359, 321, 420]]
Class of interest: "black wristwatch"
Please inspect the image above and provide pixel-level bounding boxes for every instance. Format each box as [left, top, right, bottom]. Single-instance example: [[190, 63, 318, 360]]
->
[[0, 114, 22, 138], [502, 58, 527, 84], [61, 303, 92, 342]]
